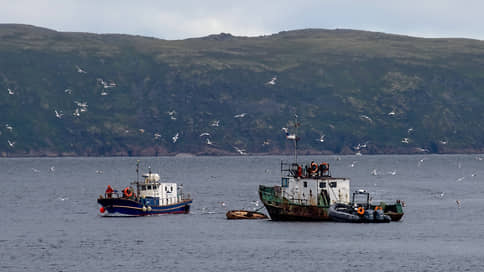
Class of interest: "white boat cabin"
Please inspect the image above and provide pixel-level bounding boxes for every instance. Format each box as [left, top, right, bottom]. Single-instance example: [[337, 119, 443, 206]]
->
[[281, 176, 350, 205], [138, 173, 179, 205]]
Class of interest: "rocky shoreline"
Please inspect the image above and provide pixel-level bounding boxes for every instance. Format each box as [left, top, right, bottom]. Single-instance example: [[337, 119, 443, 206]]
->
[[2, 146, 484, 157]]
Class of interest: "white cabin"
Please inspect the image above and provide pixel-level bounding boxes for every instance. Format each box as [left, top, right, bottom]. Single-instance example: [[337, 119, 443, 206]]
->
[[138, 173, 179, 205], [281, 176, 350, 205]]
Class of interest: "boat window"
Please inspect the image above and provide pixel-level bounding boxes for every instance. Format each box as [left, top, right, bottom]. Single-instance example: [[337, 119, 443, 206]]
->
[[319, 182, 326, 188], [329, 181, 337, 188], [281, 178, 289, 187], [147, 185, 152, 190], [141, 185, 146, 190], [152, 185, 157, 190], [170, 186, 173, 192], [303, 181, 307, 188]]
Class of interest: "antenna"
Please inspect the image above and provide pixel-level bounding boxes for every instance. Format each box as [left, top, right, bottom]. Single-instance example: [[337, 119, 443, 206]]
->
[[294, 113, 299, 163], [136, 160, 139, 183]]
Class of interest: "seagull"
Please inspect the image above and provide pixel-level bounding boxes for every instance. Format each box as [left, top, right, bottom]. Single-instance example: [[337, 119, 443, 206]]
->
[[64, 88, 73, 95], [8, 140, 15, 147], [5, 124, 13, 132], [316, 135, 325, 143], [388, 110, 396, 116], [415, 147, 429, 152], [153, 133, 161, 140], [439, 192, 445, 198], [206, 138, 214, 145], [170, 116, 177, 120], [49, 166, 55, 172], [172, 132, 179, 143], [31, 168, 40, 173], [75, 65, 87, 73], [55, 110, 64, 119], [233, 146, 246, 155], [100, 91, 108, 96], [388, 170, 397, 176], [355, 151, 362, 156], [266, 76, 277, 85], [401, 138, 409, 144], [456, 200, 461, 208], [138, 129, 145, 134], [359, 115, 372, 122], [73, 108, 80, 117], [7, 88, 14, 95], [439, 139, 448, 145], [167, 110, 176, 116], [456, 176, 465, 182], [407, 128, 414, 134], [262, 139, 270, 146], [200, 132, 210, 137], [73, 101, 88, 108], [349, 161, 356, 167], [281, 127, 288, 133], [371, 169, 378, 176], [210, 120, 220, 127], [95, 170, 104, 174], [234, 113, 247, 118]]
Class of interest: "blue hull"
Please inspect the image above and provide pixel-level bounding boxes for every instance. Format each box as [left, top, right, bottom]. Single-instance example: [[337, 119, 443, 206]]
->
[[98, 197, 192, 216]]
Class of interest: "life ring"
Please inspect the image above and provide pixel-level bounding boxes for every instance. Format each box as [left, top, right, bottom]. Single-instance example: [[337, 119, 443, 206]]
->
[[357, 206, 365, 215], [374, 206, 383, 211], [123, 187, 133, 198], [310, 162, 318, 173]]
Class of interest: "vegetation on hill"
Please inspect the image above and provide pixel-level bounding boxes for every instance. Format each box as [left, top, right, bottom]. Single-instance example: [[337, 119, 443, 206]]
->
[[1, 24, 484, 156]]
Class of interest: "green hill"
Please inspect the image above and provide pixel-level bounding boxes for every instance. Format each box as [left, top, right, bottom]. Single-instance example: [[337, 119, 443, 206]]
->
[[1, 24, 484, 156]]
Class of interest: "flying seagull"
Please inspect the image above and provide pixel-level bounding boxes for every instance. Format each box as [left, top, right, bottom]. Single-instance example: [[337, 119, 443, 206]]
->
[[8, 140, 15, 147], [234, 113, 247, 118], [55, 110, 64, 119], [76, 65, 87, 73], [7, 88, 14, 95], [233, 146, 246, 155], [200, 132, 210, 137], [210, 120, 220, 127], [172, 132, 179, 143], [266, 76, 277, 85]]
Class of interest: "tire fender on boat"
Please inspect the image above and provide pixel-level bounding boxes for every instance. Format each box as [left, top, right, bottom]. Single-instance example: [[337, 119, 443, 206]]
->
[[142, 206, 147, 212], [147, 206, 152, 212]]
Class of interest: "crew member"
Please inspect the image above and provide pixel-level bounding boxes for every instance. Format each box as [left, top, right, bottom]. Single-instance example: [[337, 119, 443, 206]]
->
[[105, 185, 114, 198]]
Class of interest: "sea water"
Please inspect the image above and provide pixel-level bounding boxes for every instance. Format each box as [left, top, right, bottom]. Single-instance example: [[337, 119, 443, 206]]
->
[[1, 155, 484, 271]]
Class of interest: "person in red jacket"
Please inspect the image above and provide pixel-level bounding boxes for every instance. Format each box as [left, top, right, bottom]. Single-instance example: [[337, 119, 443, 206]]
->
[[105, 185, 114, 198]]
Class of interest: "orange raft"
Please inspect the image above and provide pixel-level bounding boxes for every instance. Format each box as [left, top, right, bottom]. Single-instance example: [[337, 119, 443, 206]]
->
[[226, 210, 268, 220]]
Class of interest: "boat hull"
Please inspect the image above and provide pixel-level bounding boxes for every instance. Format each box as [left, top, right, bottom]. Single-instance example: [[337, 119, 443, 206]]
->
[[97, 197, 192, 216], [259, 185, 331, 221]]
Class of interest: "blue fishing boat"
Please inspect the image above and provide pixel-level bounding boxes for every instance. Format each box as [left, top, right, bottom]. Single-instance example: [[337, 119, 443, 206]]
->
[[97, 162, 192, 216]]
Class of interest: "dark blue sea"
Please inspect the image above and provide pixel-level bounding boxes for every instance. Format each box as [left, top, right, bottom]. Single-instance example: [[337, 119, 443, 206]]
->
[[2, 155, 484, 271]]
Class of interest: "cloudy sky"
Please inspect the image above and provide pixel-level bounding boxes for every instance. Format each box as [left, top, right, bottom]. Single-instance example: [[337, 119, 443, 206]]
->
[[0, 0, 482, 40]]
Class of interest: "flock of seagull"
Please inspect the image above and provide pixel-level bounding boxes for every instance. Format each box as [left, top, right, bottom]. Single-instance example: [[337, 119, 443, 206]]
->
[[0, 67, 453, 156]]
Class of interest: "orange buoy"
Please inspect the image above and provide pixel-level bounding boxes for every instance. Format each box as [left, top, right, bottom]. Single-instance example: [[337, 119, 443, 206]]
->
[[100, 207, 105, 213]]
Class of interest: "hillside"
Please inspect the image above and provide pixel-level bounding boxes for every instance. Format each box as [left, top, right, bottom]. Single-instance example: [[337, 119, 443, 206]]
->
[[1, 24, 484, 156]]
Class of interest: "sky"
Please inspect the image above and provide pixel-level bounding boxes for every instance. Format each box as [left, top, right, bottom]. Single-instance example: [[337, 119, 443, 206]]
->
[[0, 0, 483, 40]]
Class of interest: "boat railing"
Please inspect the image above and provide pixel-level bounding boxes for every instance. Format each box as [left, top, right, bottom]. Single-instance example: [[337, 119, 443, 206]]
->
[[104, 191, 121, 198], [280, 160, 332, 178]]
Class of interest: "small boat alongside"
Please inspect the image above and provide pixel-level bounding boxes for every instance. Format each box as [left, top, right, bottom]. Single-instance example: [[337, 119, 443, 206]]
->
[[328, 190, 393, 223], [226, 210, 268, 220], [97, 162, 192, 216]]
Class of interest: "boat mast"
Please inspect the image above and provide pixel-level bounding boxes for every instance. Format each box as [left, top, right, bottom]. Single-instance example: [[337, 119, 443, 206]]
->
[[294, 113, 299, 164], [136, 160, 140, 198]]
